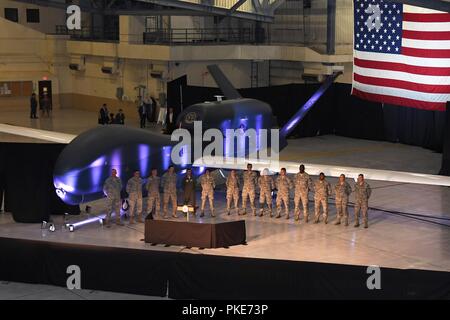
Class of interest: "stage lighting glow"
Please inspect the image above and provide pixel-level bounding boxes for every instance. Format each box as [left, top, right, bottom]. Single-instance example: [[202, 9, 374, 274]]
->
[[89, 157, 105, 168], [49, 223, 55, 232], [162, 146, 172, 170], [138, 144, 150, 176], [90, 156, 106, 187], [54, 181, 75, 193], [71, 214, 106, 230], [69, 224, 74, 232]]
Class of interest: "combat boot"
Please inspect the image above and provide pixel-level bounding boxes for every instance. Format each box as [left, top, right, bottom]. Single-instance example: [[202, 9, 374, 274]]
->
[[285, 214, 290, 220], [200, 211, 205, 217], [259, 209, 264, 217], [227, 210, 231, 216], [253, 209, 257, 216], [364, 220, 368, 228], [324, 215, 328, 224], [354, 219, 360, 227], [334, 217, 341, 225], [313, 215, 320, 223], [294, 214, 299, 221]]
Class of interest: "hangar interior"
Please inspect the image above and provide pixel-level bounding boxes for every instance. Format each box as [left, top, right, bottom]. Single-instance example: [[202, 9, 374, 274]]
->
[[1, 0, 450, 300]]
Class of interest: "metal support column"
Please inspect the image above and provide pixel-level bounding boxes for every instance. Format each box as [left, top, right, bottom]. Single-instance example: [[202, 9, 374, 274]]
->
[[326, 0, 336, 55]]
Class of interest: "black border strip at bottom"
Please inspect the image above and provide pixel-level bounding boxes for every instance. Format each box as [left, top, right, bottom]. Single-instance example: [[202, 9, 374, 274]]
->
[[1, 237, 449, 299]]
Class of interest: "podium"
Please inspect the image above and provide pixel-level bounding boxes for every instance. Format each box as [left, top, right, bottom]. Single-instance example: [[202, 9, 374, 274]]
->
[[144, 219, 246, 248]]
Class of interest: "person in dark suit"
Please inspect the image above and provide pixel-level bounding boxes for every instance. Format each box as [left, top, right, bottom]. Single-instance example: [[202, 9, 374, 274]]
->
[[99, 104, 109, 125], [165, 107, 176, 134], [115, 109, 125, 125], [150, 96, 157, 122], [30, 93, 38, 119], [144, 97, 153, 123], [109, 113, 115, 124], [138, 102, 146, 128], [182, 168, 196, 212], [150, 97, 158, 122]]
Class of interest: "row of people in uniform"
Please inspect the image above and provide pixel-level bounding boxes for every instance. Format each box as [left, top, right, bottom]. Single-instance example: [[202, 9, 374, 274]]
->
[[102, 163, 372, 228]]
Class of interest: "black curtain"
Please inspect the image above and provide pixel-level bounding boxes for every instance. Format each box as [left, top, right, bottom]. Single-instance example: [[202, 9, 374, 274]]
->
[[0, 143, 80, 223], [384, 104, 445, 152], [168, 79, 445, 153], [440, 103, 450, 176], [166, 75, 187, 116]]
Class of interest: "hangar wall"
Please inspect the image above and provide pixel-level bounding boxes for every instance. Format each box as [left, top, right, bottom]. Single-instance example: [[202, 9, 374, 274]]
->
[[0, 1, 353, 116]]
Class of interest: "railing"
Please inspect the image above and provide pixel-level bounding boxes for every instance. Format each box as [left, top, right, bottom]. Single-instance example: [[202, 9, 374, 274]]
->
[[54, 26, 349, 54], [142, 27, 331, 47], [143, 28, 255, 45]]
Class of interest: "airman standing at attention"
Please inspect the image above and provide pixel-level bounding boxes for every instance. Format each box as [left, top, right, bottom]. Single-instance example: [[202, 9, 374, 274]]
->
[[313, 172, 332, 224], [333, 174, 352, 226], [126, 170, 144, 224], [241, 163, 258, 216], [275, 168, 293, 219], [200, 169, 216, 217], [258, 168, 274, 217], [226, 169, 240, 215], [354, 174, 372, 228], [103, 169, 123, 227], [294, 164, 313, 222], [161, 165, 178, 218], [145, 168, 160, 219]]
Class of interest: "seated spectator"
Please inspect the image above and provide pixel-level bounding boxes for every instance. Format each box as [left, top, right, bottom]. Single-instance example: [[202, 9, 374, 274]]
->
[[109, 113, 115, 124], [115, 109, 125, 125]]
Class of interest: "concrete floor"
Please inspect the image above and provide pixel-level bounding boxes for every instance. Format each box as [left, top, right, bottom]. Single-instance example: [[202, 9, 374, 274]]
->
[[1, 107, 450, 299]]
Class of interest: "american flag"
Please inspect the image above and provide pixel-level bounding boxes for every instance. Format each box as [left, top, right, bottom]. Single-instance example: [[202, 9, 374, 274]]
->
[[352, 0, 450, 111]]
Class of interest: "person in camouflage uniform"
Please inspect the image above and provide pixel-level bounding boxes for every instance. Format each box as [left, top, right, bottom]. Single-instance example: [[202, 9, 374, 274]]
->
[[333, 174, 352, 226], [103, 169, 123, 227], [354, 174, 372, 228], [275, 168, 293, 219], [126, 170, 144, 224], [293, 164, 313, 222], [258, 168, 274, 217], [161, 165, 178, 218], [241, 163, 258, 216], [226, 169, 240, 215], [200, 169, 216, 217], [313, 172, 332, 224], [145, 168, 160, 219]]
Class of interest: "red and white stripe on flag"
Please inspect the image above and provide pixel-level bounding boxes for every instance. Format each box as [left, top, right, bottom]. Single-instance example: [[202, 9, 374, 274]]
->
[[352, 3, 450, 111]]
